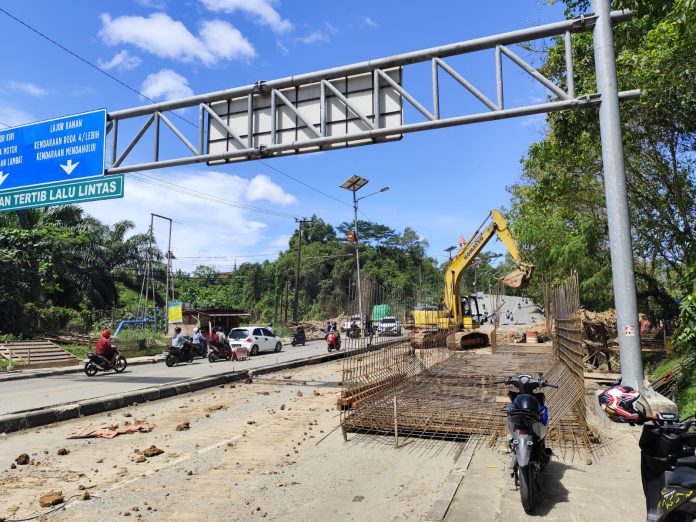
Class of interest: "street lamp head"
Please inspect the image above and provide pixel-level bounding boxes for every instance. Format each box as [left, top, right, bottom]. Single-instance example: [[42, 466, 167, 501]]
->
[[379, 186, 389, 193]]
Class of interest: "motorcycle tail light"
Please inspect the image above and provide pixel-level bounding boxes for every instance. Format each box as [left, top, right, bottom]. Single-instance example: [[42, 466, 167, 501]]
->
[[517, 427, 528, 435]]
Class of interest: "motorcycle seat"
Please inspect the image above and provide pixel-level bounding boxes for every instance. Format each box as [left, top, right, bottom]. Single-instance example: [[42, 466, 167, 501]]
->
[[667, 466, 696, 488]]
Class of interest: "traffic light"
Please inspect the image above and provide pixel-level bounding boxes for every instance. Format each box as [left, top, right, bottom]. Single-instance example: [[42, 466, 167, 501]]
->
[[346, 230, 356, 243]]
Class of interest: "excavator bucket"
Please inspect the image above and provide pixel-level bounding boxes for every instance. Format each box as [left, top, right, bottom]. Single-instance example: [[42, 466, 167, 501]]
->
[[499, 267, 534, 289]]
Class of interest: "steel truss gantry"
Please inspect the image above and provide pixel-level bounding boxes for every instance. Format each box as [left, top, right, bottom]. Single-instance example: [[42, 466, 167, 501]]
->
[[104, 9, 637, 175]]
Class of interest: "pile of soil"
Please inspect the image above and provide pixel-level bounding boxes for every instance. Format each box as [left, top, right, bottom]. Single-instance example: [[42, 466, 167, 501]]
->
[[580, 309, 617, 336]]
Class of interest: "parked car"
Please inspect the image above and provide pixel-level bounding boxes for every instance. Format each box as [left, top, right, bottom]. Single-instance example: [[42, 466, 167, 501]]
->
[[377, 316, 402, 336], [342, 315, 362, 333], [228, 326, 282, 356]]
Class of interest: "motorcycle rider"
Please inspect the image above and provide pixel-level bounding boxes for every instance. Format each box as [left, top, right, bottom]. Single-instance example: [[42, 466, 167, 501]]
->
[[171, 326, 192, 363], [95, 329, 117, 368], [192, 326, 206, 356]]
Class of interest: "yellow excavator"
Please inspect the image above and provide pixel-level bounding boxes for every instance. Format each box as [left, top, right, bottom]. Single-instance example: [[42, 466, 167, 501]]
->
[[410, 210, 534, 349]]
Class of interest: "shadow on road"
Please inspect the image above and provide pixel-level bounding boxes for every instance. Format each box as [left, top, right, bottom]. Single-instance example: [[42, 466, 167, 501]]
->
[[526, 460, 579, 516]]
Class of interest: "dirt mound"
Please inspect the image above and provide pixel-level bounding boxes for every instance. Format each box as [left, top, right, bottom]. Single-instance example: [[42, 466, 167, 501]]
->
[[580, 309, 617, 335]]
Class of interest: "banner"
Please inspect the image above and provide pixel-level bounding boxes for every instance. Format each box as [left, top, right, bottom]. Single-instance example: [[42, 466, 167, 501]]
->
[[168, 301, 183, 323]]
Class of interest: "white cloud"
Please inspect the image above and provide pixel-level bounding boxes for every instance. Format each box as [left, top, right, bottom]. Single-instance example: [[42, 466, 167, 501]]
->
[[99, 12, 254, 66], [4, 81, 47, 97], [199, 20, 255, 61], [362, 16, 378, 28], [0, 105, 33, 127], [276, 41, 289, 55], [98, 50, 143, 71], [79, 171, 296, 271], [297, 29, 330, 45], [199, 0, 292, 33], [246, 174, 297, 205], [140, 69, 194, 101], [135, 0, 167, 8]]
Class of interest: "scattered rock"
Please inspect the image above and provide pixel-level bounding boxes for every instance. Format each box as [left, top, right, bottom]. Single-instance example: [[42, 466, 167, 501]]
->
[[39, 491, 64, 508], [96, 458, 104, 464], [176, 422, 190, 431], [257, 391, 270, 396], [135, 456, 146, 463], [296, 391, 303, 397], [352, 495, 365, 502], [10, 463, 16, 469], [187, 470, 193, 476], [313, 390, 321, 396], [132, 507, 139, 512], [57, 448, 69, 456], [123, 412, 132, 418], [280, 404, 285, 411], [244, 377, 253, 384], [230, 384, 236, 388], [283, 375, 292, 379], [82, 491, 91, 501], [15, 453, 30, 465], [206, 405, 225, 412], [124, 512, 131, 517], [247, 420, 256, 425], [143, 446, 163, 458], [78, 485, 86, 490]]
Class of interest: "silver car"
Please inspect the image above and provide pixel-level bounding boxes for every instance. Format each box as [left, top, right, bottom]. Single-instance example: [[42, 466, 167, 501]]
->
[[377, 316, 402, 336]]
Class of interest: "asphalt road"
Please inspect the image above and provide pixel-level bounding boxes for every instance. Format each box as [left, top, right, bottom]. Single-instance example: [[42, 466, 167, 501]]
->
[[0, 335, 403, 417]]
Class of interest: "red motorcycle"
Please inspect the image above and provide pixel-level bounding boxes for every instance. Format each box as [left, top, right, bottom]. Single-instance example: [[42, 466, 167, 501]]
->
[[327, 331, 341, 352]]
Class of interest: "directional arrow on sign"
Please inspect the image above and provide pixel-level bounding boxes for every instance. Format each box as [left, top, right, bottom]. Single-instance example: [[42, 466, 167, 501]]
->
[[0, 171, 9, 187], [60, 159, 79, 175]]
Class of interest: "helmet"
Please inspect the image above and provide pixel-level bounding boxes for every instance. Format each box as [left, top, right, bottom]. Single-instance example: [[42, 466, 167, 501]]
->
[[193, 327, 199, 333], [174, 326, 182, 333], [101, 329, 111, 338], [598, 385, 642, 423]]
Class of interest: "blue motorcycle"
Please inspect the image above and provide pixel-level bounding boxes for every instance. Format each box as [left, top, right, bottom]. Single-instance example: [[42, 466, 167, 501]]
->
[[496, 374, 557, 514]]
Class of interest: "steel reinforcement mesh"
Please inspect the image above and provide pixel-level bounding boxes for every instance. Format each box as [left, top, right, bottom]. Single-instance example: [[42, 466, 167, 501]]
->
[[339, 274, 593, 457]]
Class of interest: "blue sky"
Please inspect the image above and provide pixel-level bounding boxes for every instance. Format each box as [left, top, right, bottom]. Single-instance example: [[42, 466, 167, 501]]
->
[[0, 0, 568, 270]]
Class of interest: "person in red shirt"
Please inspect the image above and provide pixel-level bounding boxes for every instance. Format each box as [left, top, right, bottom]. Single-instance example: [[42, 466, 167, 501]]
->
[[96, 329, 117, 367]]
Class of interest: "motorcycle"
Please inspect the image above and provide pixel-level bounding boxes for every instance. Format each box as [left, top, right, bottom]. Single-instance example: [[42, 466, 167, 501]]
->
[[326, 331, 341, 352], [291, 327, 306, 347], [83, 350, 128, 376], [208, 341, 232, 363], [164, 344, 193, 367], [347, 323, 361, 339], [186, 340, 208, 359], [600, 382, 696, 521], [497, 374, 557, 514]]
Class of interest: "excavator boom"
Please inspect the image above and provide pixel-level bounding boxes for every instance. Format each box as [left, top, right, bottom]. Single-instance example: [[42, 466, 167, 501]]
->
[[410, 209, 534, 350]]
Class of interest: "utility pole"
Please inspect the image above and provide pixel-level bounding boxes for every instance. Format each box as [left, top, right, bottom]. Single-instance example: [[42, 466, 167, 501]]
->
[[151, 214, 173, 328], [292, 218, 313, 324], [592, 0, 644, 390]]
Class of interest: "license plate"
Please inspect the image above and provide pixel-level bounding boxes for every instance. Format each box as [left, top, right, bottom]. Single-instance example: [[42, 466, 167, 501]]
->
[[231, 344, 241, 348]]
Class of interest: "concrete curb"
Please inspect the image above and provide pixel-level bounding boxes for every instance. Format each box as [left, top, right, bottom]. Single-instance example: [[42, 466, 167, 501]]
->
[[0, 340, 400, 435]]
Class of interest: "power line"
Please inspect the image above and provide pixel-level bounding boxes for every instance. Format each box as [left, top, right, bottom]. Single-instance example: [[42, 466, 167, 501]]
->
[[0, 6, 352, 207], [259, 160, 349, 207], [0, 7, 160, 107], [127, 172, 301, 219]]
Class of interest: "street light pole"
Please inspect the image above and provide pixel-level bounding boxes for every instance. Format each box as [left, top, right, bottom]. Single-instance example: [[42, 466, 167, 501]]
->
[[352, 189, 363, 327], [340, 175, 389, 327]]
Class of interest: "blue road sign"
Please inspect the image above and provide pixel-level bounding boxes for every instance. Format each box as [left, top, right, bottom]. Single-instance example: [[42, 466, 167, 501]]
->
[[0, 109, 106, 192]]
